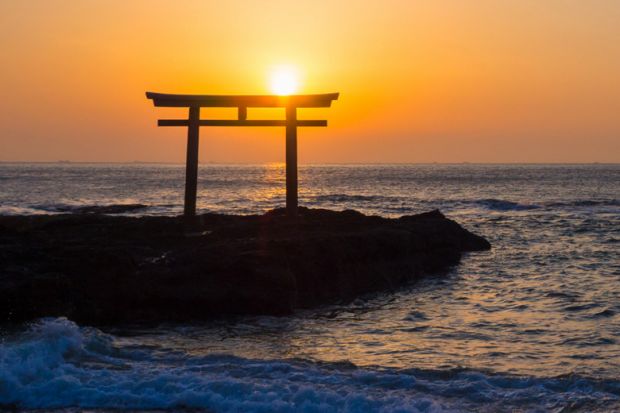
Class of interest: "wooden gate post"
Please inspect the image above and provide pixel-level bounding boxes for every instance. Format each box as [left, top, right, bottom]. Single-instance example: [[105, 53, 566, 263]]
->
[[184, 105, 200, 219], [285, 105, 298, 217]]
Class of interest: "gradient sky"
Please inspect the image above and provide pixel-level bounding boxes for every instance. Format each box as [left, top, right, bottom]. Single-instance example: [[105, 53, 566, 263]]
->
[[1, 0, 619, 163]]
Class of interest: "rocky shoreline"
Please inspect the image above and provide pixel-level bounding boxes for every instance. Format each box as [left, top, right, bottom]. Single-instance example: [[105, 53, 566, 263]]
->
[[0, 208, 490, 325]]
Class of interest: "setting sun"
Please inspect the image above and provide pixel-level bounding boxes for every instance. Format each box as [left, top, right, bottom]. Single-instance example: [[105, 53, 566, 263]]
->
[[270, 66, 299, 95]]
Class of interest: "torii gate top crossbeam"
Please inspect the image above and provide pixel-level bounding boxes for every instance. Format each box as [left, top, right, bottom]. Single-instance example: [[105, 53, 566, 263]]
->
[[146, 92, 339, 108]]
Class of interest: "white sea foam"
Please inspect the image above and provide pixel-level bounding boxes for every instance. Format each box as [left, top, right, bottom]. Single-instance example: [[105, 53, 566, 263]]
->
[[1, 318, 619, 412]]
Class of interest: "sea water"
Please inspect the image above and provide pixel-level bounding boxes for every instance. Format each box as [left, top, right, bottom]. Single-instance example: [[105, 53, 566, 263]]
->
[[0, 163, 619, 412]]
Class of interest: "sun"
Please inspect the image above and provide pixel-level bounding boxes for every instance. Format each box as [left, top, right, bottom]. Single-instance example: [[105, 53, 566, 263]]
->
[[270, 66, 299, 95]]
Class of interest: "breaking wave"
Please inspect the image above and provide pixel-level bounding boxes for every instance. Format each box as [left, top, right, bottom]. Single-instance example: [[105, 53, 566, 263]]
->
[[1, 318, 619, 412]]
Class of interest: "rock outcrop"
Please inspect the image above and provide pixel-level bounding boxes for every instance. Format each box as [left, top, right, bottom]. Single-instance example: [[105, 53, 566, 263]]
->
[[0, 208, 490, 325]]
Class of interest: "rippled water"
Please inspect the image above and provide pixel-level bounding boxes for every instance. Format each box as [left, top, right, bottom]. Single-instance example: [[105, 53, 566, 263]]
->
[[1, 163, 619, 411]]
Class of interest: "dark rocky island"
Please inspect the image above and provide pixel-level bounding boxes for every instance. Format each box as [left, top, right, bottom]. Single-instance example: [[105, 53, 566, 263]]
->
[[0, 208, 490, 325]]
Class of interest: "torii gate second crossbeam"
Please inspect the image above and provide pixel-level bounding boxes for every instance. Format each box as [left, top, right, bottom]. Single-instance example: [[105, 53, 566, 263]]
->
[[146, 91, 339, 219]]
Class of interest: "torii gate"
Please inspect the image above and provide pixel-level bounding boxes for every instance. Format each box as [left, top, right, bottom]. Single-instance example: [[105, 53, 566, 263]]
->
[[146, 92, 339, 219]]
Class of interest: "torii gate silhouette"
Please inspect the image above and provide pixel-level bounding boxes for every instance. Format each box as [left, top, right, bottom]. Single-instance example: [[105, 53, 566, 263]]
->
[[146, 91, 339, 220]]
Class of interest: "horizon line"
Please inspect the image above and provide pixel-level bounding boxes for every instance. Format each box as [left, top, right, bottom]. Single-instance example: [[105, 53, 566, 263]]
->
[[0, 161, 618, 166]]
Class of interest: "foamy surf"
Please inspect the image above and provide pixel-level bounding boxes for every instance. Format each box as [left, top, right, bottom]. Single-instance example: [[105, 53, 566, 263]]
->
[[1, 318, 618, 412]]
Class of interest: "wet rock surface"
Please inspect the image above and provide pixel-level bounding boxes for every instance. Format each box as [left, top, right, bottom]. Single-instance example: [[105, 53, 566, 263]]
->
[[0, 208, 490, 325]]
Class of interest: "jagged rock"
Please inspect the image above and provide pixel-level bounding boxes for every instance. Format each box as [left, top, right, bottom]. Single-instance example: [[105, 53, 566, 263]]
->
[[0, 208, 490, 325]]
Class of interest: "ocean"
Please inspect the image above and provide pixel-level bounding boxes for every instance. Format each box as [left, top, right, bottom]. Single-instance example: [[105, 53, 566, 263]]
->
[[1, 163, 619, 412]]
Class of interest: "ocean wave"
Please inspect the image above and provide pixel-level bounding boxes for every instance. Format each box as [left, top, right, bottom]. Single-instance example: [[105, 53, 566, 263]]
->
[[545, 199, 620, 208], [32, 203, 149, 214], [441, 198, 620, 213], [472, 199, 541, 211], [310, 194, 393, 203], [3, 196, 616, 218], [1, 318, 619, 412]]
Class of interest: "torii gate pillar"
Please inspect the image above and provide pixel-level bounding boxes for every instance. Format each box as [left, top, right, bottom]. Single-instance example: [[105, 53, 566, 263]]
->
[[285, 105, 298, 215], [185, 105, 200, 218], [146, 92, 339, 220]]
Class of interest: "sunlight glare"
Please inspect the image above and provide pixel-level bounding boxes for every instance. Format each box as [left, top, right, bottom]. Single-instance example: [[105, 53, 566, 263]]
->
[[270, 66, 299, 95]]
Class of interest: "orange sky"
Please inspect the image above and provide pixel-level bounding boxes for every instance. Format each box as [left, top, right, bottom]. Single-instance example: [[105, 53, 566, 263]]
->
[[1, 0, 619, 163]]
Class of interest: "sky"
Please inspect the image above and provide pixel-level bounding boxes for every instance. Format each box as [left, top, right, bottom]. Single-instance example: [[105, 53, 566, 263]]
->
[[1, 0, 619, 163]]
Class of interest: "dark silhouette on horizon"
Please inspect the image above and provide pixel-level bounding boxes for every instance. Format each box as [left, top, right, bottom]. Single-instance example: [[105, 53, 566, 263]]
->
[[146, 92, 339, 221]]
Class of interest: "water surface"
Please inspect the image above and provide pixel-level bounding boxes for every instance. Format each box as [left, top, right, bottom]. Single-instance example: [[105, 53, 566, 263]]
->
[[1, 163, 619, 411]]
